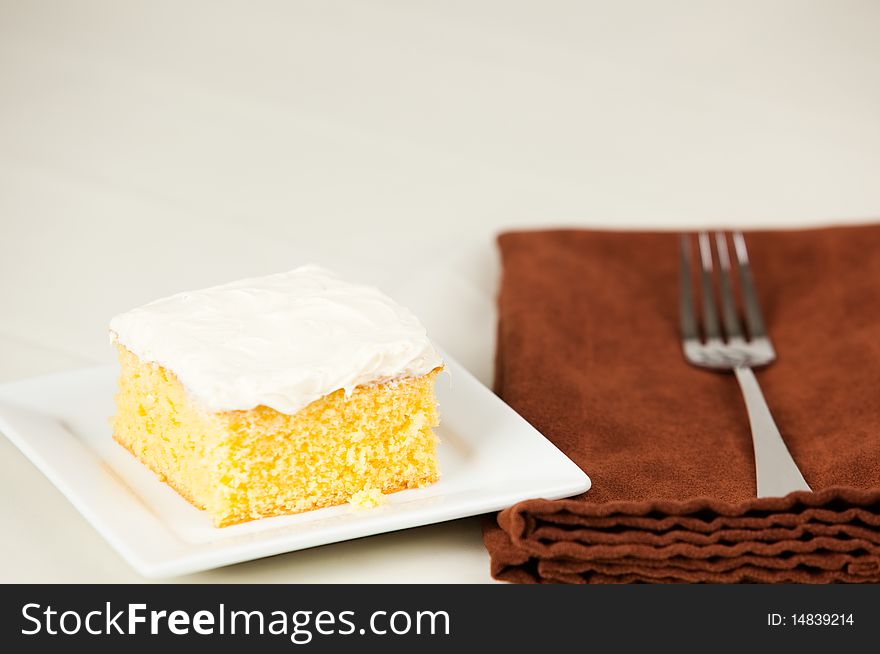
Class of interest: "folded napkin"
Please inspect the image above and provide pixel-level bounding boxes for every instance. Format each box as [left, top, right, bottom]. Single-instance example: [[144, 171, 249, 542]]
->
[[484, 225, 880, 583]]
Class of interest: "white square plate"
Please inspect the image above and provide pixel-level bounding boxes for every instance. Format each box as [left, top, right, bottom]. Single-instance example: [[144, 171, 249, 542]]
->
[[0, 354, 589, 578]]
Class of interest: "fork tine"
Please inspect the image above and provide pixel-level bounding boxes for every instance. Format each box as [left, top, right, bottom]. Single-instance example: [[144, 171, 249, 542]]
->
[[679, 234, 698, 340], [731, 232, 768, 338], [714, 232, 744, 340], [697, 232, 721, 340]]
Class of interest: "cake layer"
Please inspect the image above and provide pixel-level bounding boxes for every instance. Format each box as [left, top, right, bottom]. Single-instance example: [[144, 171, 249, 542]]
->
[[112, 346, 441, 526], [109, 266, 443, 414]]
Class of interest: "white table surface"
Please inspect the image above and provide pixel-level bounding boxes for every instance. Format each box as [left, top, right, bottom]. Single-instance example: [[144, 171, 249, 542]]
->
[[2, 0, 879, 583]]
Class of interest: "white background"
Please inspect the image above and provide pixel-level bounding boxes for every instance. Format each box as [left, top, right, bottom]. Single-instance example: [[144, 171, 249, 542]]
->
[[2, 0, 879, 582]]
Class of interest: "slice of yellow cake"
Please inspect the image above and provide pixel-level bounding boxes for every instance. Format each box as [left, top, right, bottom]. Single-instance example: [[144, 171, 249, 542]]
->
[[109, 266, 442, 527]]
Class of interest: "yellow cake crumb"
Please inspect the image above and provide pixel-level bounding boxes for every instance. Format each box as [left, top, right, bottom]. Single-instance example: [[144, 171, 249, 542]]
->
[[349, 487, 387, 510], [111, 345, 441, 526]]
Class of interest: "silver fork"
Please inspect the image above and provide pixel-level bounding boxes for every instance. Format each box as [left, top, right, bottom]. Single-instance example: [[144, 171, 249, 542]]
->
[[679, 231, 811, 498]]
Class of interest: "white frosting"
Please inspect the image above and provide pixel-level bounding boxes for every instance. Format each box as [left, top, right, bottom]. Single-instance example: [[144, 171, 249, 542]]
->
[[109, 265, 443, 414]]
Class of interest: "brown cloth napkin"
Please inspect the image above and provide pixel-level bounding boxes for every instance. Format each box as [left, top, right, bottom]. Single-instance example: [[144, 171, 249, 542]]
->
[[483, 225, 880, 583]]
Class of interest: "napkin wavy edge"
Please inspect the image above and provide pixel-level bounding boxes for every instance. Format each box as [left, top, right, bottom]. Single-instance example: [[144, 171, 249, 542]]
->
[[486, 487, 880, 583]]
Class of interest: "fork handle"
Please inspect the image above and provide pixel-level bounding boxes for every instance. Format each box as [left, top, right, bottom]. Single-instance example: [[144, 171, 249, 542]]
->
[[733, 366, 812, 498]]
